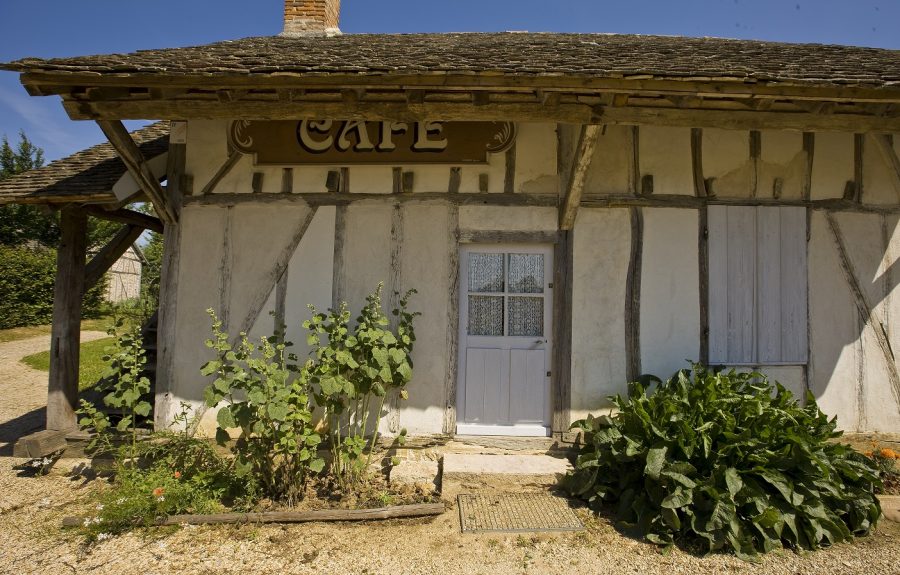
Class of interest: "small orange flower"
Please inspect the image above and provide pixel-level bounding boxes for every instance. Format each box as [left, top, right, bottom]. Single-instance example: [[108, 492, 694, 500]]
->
[[173, 471, 182, 479], [881, 448, 899, 459], [152, 487, 165, 498], [864, 451, 873, 458]]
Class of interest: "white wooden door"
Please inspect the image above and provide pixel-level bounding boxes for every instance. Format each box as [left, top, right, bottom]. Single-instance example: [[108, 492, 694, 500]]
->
[[457, 245, 553, 436]]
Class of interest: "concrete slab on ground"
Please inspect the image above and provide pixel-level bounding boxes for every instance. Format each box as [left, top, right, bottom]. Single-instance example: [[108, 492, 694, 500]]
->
[[390, 460, 440, 491], [442, 453, 571, 476]]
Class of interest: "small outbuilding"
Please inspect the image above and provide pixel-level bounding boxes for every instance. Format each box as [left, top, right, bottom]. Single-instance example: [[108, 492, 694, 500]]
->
[[3, 1, 900, 440]]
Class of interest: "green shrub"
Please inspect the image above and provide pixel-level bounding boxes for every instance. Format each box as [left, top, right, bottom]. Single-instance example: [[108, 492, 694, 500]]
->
[[0, 245, 106, 329], [305, 283, 419, 488], [563, 365, 881, 560], [203, 311, 324, 506]]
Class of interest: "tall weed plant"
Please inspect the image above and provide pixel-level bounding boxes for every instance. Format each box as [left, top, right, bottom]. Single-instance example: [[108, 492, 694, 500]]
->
[[564, 365, 881, 561]]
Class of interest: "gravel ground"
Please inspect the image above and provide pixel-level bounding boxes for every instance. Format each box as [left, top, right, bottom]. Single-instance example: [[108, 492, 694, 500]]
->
[[1, 335, 899, 575]]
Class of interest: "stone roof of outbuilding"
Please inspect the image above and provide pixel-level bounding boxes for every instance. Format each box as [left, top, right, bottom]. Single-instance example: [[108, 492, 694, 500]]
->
[[3, 33, 900, 88], [0, 122, 168, 204]]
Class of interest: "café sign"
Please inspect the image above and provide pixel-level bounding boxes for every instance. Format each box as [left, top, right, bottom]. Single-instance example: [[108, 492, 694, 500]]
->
[[228, 120, 516, 165]]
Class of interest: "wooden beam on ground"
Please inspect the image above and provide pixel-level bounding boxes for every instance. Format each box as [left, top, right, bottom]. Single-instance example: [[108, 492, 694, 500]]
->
[[559, 124, 602, 230], [83, 205, 163, 234], [96, 120, 177, 224], [873, 134, 900, 202], [48, 206, 88, 432], [84, 224, 145, 290], [13, 430, 68, 458], [64, 503, 445, 528]]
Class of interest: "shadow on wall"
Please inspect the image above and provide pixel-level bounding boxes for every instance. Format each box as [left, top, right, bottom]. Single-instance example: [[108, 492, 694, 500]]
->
[[812, 211, 900, 432]]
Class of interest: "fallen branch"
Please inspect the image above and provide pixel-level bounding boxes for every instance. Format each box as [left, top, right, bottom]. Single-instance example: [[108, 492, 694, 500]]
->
[[62, 502, 444, 528]]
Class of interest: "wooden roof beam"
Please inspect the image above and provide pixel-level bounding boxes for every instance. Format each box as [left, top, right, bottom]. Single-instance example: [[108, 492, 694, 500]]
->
[[82, 205, 164, 234], [560, 124, 603, 230], [96, 120, 177, 224]]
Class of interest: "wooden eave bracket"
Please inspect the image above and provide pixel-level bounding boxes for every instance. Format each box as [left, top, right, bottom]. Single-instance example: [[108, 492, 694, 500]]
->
[[96, 120, 177, 225], [559, 124, 602, 230]]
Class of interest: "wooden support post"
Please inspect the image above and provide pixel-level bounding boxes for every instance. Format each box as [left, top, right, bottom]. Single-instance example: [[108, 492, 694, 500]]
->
[[443, 204, 461, 435], [84, 224, 145, 289], [504, 143, 517, 194], [47, 206, 88, 431], [559, 124, 602, 230], [155, 140, 186, 429], [749, 131, 761, 198], [698, 207, 710, 365], [552, 230, 574, 435], [854, 133, 865, 203], [628, 126, 640, 197], [802, 133, 815, 201], [448, 167, 461, 194], [691, 128, 708, 197], [625, 207, 643, 381], [96, 120, 177, 224]]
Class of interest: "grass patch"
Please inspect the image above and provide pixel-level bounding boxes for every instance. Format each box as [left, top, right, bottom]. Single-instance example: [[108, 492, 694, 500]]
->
[[0, 317, 114, 344], [21, 337, 115, 391]]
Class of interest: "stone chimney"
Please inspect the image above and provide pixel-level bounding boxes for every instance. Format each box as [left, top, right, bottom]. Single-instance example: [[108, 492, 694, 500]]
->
[[282, 0, 341, 37]]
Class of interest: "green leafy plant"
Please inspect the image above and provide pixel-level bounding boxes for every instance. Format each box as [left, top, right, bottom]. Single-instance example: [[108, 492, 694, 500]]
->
[[202, 311, 324, 506], [304, 283, 419, 488], [564, 365, 881, 561], [78, 318, 152, 457]]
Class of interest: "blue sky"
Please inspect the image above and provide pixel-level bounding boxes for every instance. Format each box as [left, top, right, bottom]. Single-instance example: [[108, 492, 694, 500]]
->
[[1, 0, 897, 161]]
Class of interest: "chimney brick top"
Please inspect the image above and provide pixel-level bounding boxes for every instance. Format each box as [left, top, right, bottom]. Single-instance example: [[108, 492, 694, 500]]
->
[[282, 0, 341, 37]]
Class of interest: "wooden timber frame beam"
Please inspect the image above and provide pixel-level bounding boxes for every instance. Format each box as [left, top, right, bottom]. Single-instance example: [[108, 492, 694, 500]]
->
[[96, 120, 177, 225], [83, 205, 164, 234], [67, 99, 900, 133], [560, 124, 603, 230], [84, 224, 146, 290], [47, 205, 87, 431]]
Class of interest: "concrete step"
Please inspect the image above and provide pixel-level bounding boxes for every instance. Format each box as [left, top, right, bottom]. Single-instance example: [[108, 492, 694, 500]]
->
[[442, 453, 572, 477]]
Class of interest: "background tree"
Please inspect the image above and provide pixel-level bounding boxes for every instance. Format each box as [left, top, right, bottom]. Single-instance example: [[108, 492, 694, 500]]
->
[[0, 131, 109, 328]]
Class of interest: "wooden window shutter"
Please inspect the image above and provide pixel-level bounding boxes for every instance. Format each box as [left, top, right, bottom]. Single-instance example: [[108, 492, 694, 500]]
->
[[708, 206, 807, 364]]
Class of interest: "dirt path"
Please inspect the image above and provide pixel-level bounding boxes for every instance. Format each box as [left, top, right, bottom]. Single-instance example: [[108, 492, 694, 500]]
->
[[0, 331, 107, 452]]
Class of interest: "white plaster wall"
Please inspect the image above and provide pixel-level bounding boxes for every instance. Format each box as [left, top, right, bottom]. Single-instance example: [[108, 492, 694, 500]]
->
[[810, 132, 854, 200], [459, 206, 558, 232], [584, 125, 632, 195], [703, 128, 751, 198], [760, 131, 805, 201], [863, 133, 900, 206], [808, 211, 864, 431], [639, 209, 700, 379], [515, 123, 558, 195], [570, 208, 631, 421], [340, 203, 393, 312], [169, 205, 228, 431], [282, 207, 336, 359], [398, 203, 452, 434], [640, 126, 693, 195]]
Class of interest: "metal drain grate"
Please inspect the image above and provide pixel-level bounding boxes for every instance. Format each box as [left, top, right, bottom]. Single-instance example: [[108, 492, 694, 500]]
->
[[458, 493, 584, 533]]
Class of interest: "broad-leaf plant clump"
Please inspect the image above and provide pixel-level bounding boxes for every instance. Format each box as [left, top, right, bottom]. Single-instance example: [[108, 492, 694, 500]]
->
[[564, 365, 882, 561]]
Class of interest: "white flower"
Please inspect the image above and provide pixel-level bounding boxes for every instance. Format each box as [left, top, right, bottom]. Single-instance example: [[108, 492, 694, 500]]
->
[[116, 498, 126, 505], [157, 496, 165, 502], [96, 533, 111, 541], [83, 518, 92, 527], [96, 504, 104, 511]]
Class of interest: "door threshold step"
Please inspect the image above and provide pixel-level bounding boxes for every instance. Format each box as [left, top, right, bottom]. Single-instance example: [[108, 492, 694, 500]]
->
[[442, 453, 571, 477]]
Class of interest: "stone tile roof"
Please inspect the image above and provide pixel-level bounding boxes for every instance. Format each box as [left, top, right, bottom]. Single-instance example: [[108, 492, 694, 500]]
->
[[3, 33, 900, 88], [0, 122, 168, 204]]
